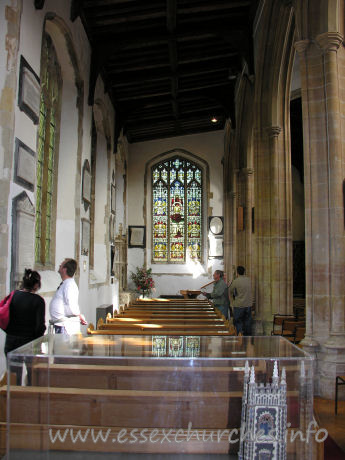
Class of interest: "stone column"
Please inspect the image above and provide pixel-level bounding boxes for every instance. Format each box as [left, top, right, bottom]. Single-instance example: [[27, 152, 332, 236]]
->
[[241, 167, 254, 275], [296, 32, 345, 397], [316, 32, 345, 345], [294, 39, 319, 353], [316, 32, 345, 397], [268, 126, 292, 317]]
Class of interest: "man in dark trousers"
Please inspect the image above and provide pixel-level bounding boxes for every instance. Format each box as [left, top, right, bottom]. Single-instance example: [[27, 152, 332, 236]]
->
[[229, 266, 252, 335]]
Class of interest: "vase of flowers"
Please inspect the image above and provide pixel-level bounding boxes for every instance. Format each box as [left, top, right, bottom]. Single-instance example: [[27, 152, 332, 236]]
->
[[130, 266, 155, 298]]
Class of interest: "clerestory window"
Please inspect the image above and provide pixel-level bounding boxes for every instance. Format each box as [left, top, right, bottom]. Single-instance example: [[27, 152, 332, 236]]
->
[[35, 33, 61, 265], [152, 156, 203, 263]]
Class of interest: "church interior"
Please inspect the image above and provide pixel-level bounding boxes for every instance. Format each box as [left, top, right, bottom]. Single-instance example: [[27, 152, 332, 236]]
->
[[0, 0, 345, 458]]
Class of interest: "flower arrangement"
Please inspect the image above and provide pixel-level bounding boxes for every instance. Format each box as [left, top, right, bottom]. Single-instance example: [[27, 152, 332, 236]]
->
[[130, 266, 155, 296]]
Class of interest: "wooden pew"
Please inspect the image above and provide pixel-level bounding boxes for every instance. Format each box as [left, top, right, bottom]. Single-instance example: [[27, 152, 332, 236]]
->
[[2, 297, 238, 455], [107, 318, 225, 325], [1, 385, 233, 429], [88, 324, 234, 336], [31, 363, 236, 391]]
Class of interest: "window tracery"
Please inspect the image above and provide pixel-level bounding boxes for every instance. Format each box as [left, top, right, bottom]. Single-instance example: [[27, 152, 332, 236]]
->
[[152, 157, 202, 263]]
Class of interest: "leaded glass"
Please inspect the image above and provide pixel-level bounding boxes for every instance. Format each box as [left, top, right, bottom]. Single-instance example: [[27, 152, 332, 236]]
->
[[35, 33, 60, 265], [152, 156, 202, 263]]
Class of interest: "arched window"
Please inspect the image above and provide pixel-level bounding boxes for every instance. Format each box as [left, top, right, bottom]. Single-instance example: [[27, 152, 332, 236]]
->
[[35, 33, 61, 265], [152, 156, 202, 263]]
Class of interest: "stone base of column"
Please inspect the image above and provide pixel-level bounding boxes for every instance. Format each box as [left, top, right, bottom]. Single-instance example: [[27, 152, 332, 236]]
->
[[318, 338, 345, 399], [252, 318, 264, 335]]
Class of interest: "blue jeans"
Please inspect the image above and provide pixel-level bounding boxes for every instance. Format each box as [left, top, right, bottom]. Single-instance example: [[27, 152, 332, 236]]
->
[[217, 304, 229, 319], [233, 307, 252, 335]]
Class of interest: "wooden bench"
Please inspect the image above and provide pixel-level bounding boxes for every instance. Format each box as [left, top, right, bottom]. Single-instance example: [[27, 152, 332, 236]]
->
[[88, 324, 234, 336], [1, 385, 233, 429]]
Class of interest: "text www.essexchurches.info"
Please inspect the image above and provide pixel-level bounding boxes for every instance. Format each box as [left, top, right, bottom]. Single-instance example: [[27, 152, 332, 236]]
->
[[48, 421, 328, 445]]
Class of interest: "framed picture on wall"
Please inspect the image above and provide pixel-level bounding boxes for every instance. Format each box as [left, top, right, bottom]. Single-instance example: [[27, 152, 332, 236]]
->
[[18, 56, 40, 124], [208, 216, 224, 235], [208, 237, 223, 258], [128, 226, 146, 248]]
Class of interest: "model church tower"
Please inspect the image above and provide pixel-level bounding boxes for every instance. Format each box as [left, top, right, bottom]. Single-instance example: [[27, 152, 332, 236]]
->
[[239, 361, 287, 460]]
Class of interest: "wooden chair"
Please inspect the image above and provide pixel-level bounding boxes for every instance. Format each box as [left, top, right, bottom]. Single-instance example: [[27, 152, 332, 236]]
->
[[271, 314, 295, 335], [335, 375, 345, 414]]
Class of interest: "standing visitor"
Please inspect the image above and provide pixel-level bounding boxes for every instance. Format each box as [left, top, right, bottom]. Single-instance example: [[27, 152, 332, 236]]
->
[[201, 270, 229, 319], [4, 269, 46, 356], [229, 266, 252, 335], [49, 259, 87, 334]]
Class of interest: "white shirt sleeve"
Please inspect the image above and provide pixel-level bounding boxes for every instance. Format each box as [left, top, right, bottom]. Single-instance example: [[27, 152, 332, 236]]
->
[[63, 278, 80, 316]]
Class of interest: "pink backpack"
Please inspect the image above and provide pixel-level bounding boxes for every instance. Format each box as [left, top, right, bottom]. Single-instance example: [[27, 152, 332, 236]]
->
[[0, 291, 15, 331]]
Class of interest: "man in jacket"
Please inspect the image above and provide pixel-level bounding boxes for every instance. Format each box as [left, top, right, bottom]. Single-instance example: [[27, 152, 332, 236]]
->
[[201, 270, 229, 319], [229, 266, 252, 335]]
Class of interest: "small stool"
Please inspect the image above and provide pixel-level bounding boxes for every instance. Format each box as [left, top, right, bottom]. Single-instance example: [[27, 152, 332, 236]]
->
[[335, 375, 345, 414]]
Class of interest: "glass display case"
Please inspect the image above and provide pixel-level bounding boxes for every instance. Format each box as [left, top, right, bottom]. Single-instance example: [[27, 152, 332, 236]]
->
[[2, 335, 317, 459]]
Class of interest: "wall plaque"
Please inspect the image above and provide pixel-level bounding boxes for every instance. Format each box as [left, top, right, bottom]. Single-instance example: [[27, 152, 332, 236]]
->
[[82, 159, 91, 208], [81, 219, 90, 256], [14, 138, 36, 191], [18, 56, 40, 124]]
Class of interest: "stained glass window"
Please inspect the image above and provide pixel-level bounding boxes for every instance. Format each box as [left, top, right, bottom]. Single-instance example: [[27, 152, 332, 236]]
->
[[35, 34, 61, 265], [152, 157, 202, 262]]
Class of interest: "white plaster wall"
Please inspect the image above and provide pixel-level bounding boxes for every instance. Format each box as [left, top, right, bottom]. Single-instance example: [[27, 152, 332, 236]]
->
[[93, 134, 108, 282], [127, 131, 225, 297], [0, 1, 117, 376]]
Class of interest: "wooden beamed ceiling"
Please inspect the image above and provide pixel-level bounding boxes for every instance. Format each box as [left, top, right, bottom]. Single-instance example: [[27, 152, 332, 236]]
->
[[74, 0, 259, 143]]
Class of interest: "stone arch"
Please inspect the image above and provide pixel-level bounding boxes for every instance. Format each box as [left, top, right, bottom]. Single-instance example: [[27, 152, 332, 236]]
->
[[252, 2, 296, 332]]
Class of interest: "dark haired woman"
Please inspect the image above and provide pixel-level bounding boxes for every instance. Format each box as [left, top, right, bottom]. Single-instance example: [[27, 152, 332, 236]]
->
[[5, 269, 46, 356]]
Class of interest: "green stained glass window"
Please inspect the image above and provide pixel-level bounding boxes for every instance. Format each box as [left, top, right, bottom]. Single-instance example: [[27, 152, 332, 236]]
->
[[152, 156, 203, 263], [35, 33, 60, 265]]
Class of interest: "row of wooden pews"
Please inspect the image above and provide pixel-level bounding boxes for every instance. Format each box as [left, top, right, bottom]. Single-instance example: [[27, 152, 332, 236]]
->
[[88, 297, 236, 336], [1, 298, 240, 456], [0, 299, 315, 458]]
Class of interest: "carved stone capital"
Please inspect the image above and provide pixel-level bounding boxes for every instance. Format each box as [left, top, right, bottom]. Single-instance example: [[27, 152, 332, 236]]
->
[[316, 32, 343, 52], [294, 39, 310, 55], [267, 126, 282, 138]]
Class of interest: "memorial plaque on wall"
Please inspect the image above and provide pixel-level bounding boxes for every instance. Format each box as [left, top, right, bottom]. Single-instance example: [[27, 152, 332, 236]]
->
[[82, 160, 91, 207], [18, 56, 40, 124], [14, 138, 36, 191], [81, 219, 90, 256]]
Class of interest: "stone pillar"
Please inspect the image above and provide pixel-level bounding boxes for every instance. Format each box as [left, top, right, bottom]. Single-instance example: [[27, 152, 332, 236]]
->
[[256, 124, 293, 334], [295, 32, 345, 397], [293, 39, 319, 353], [241, 167, 254, 275]]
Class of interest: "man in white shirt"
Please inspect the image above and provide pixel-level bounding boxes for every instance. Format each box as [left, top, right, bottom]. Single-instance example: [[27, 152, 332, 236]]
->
[[49, 259, 87, 334]]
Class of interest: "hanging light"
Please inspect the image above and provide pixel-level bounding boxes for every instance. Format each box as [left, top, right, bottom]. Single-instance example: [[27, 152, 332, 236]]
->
[[211, 116, 218, 123]]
